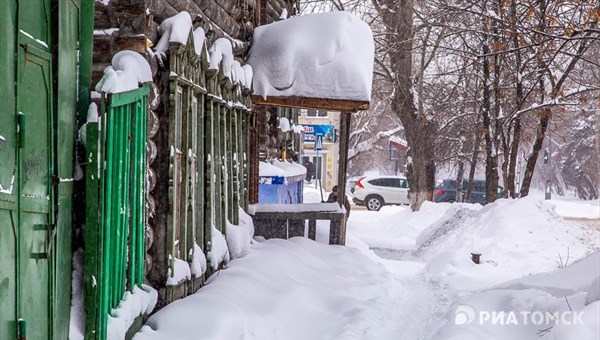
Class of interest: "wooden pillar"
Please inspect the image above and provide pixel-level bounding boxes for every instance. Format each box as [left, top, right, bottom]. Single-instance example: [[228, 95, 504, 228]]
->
[[204, 99, 215, 251], [333, 111, 352, 245]]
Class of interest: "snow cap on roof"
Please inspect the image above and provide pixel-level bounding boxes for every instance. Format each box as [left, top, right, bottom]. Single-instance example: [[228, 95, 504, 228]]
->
[[154, 11, 193, 59], [247, 11, 374, 102], [209, 38, 234, 79], [193, 27, 207, 56], [95, 50, 152, 93]]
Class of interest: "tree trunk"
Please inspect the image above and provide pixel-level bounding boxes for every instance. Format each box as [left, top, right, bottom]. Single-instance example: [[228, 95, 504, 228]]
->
[[465, 132, 481, 202], [381, 0, 437, 211], [506, 117, 521, 197], [520, 108, 551, 196], [455, 161, 464, 202]]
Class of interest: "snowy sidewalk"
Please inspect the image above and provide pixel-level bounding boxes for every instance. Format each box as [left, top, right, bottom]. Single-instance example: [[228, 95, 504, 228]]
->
[[133, 192, 598, 340], [134, 238, 407, 340]]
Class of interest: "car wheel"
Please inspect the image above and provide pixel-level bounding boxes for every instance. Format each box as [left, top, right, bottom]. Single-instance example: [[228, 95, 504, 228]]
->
[[366, 196, 383, 211]]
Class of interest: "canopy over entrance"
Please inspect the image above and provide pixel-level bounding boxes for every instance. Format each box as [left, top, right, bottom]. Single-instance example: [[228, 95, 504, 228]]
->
[[247, 11, 374, 112], [247, 11, 375, 245]]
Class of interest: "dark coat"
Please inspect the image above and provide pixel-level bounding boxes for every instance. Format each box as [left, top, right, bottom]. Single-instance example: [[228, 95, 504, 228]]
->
[[326, 192, 351, 217]]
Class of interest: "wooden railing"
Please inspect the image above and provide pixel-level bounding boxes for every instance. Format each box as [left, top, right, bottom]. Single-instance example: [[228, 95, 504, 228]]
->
[[250, 203, 347, 245]]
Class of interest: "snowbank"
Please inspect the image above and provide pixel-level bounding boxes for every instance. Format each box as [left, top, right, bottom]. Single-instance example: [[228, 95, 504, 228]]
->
[[549, 199, 600, 219], [416, 197, 597, 281], [166, 256, 191, 286], [430, 252, 600, 340], [189, 242, 207, 279], [225, 208, 255, 260], [207, 226, 230, 269], [348, 201, 459, 250], [133, 238, 405, 340], [248, 11, 374, 102], [107, 285, 158, 340]]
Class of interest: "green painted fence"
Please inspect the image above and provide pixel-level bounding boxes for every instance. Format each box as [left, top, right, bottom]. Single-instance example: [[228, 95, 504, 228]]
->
[[85, 84, 150, 339]]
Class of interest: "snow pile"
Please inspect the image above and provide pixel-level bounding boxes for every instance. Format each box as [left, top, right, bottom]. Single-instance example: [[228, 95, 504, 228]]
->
[[496, 252, 600, 297], [207, 226, 230, 269], [258, 161, 285, 176], [192, 27, 207, 56], [189, 242, 207, 278], [133, 238, 405, 340], [209, 38, 234, 78], [153, 12, 252, 91], [549, 199, 600, 219], [430, 252, 600, 340], [416, 197, 597, 280], [107, 285, 158, 340], [271, 159, 307, 177], [348, 201, 460, 250], [78, 103, 100, 149], [95, 51, 152, 93], [166, 256, 191, 286], [225, 207, 255, 260], [239, 206, 255, 238], [154, 11, 193, 59], [225, 219, 252, 260], [248, 11, 374, 102]]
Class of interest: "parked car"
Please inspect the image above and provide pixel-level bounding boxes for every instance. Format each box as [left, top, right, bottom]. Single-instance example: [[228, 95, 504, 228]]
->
[[352, 175, 410, 211], [434, 179, 504, 205], [346, 176, 362, 194]]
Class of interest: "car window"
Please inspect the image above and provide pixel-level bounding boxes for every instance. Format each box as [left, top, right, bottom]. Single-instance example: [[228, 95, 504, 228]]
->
[[399, 179, 408, 188], [368, 178, 397, 188]]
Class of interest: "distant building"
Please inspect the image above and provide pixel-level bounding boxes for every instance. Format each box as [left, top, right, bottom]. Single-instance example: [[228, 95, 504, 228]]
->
[[299, 109, 341, 191]]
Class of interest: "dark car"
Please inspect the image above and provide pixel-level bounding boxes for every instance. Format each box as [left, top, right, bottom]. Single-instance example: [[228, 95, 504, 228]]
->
[[434, 179, 503, 205]]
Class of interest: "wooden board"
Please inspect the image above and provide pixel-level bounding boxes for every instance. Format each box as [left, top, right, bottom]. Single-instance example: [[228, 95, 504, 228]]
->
[[252, 95, 369, 112]]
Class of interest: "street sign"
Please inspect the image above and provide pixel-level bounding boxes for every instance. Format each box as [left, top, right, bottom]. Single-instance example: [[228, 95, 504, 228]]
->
[[314, 133, 323, 151]]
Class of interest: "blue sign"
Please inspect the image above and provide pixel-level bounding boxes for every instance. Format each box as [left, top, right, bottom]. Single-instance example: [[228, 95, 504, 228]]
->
[[314, 133, 323, 151], [303, 124, 335, 143]]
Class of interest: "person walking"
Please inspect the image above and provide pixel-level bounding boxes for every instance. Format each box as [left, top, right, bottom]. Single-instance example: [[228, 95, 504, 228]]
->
[[304, 161, 315, 183], [326, 185, 351, 218]]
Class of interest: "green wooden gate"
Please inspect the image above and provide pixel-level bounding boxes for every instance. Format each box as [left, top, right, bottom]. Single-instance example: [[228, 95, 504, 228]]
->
[[0, 0, 87, 338], [84, 85, 150, 339]]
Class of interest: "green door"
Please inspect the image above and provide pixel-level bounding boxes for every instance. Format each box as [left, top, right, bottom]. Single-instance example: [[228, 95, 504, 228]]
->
[[0, 0, 19, 338], [17, 1, 54, 339], [1, 0, 83, 338]]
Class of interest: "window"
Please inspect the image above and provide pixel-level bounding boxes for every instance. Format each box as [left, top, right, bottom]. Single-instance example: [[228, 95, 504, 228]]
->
[[399, 179, 408, 188], [306, 109, 328, 117], [369, 178, 398, 188]]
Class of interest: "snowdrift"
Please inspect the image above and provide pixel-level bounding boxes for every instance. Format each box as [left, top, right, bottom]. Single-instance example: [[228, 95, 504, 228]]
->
[[429, 252, 600, 340], [416, 197, 597, 280], [133, 238, 405, 340], [348, 201, 458, 250]]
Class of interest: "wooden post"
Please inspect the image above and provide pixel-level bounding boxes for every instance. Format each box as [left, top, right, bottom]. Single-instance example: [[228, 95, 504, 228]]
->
[[332, 111, 352, 245]]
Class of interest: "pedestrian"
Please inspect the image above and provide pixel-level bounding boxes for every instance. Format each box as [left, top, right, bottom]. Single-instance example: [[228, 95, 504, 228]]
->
[[326, 185, 351, 218], [304, 161, 314, 183]]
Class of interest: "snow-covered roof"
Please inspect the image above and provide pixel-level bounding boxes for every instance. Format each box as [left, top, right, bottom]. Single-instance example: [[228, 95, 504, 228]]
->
[[248, 11, 374, 105], [95, 50, 152, 94]]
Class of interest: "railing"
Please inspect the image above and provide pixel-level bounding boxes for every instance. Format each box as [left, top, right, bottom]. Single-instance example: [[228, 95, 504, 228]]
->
[[84, 84, 149, 339], [250, 203, 348, 245]]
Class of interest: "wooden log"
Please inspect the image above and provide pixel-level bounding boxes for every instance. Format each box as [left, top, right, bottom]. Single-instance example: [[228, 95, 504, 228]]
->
[[251, 95, 369, 112], [114, 35, 147, 54]]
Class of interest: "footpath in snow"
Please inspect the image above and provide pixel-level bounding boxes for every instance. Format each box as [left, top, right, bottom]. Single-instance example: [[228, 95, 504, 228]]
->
[[133, 187, 599, 340]]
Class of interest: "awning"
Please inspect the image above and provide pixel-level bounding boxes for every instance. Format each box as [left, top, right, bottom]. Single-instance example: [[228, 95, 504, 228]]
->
[[247, 11, 374, 112]]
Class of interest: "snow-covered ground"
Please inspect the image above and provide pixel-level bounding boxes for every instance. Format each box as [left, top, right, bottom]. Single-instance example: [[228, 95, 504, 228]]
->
[[132, 186, 599, 340]]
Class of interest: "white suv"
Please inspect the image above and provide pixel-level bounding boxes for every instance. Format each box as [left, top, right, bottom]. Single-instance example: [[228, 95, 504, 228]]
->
[[352, 175, 410, 211]]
